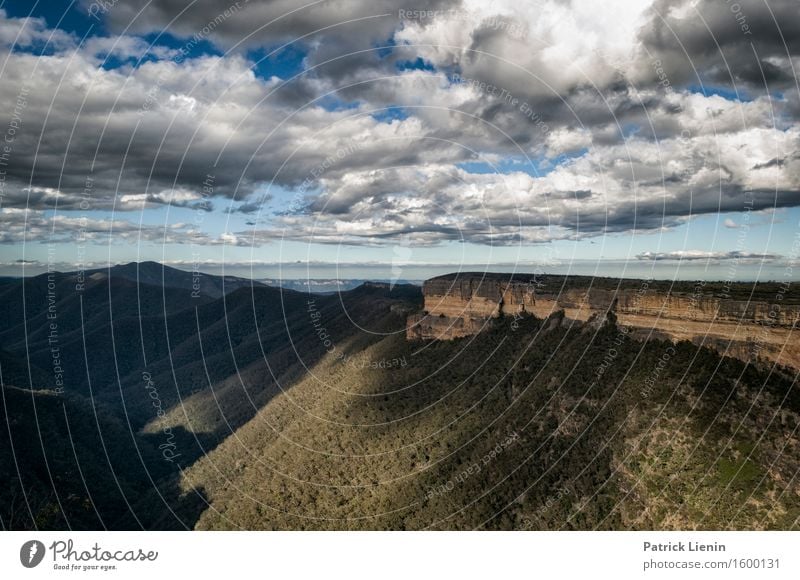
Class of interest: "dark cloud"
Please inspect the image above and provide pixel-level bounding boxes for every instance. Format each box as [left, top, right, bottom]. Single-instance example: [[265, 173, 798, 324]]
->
[[225, 194, 273, 214], [96, 0, 460, 62], [0, 209, 217, 245], [639, 0, 800, 91]]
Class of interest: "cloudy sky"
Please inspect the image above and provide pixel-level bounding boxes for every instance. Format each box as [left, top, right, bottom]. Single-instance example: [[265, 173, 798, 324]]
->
[[0, 0, 798, 280]]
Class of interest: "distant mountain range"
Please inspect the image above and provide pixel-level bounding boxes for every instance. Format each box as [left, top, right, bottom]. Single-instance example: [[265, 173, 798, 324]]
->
[[1, 263, 797, 530], [84, 260, 266, 298], [259, 278, 423, 294]]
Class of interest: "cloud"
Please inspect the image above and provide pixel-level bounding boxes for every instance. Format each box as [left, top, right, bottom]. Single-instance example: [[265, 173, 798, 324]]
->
[[250, 122, 799, 246], [639, 0, 800, 90], [636, 250, 780, 261], [0, 186, 215, 212], [0, 9, 75, 50], [0, 49, 451, 210], [225, 193, 274, 214], [96, 0, 458, 49], [0, 1, 798, 250], [0, 209, 222, 245]]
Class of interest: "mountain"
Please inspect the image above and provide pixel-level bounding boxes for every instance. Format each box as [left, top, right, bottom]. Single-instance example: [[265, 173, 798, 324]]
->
[[1, 265, 797, 530], [0, 262, 263, 354], [408, 272, 800, 371], [91, 261, 267, 299], [260, 278, 424, 294]]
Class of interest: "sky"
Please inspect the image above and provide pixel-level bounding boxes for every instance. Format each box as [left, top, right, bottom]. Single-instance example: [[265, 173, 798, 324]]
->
[[0, 0, 799, 281]]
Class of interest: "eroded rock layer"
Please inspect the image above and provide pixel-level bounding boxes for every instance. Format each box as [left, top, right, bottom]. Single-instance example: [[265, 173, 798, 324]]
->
[[406, 273, 800, 370]]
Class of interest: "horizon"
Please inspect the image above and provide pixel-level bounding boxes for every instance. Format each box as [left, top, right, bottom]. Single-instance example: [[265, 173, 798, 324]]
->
[[4, 258, 798, 285]]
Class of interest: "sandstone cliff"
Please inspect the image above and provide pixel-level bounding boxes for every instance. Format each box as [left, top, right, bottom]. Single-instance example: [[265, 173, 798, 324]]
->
[[407, 273, 800, 370]]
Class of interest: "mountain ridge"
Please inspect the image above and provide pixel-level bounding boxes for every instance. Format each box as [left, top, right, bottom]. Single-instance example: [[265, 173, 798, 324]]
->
[[407, 272, 800, 371]]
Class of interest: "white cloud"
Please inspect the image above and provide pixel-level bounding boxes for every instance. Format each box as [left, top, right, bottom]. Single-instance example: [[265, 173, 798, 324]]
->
[[637, 250, 780, 261]]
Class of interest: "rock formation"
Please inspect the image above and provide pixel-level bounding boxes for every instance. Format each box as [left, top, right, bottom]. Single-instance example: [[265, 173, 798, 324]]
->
[[407, 273, 800, 370]]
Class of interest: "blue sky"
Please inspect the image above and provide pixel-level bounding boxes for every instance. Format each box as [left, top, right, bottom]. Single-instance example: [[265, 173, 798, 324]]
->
[[1, 0, 798, 281]]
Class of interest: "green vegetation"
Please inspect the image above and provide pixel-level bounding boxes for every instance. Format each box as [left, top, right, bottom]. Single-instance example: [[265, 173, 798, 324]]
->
[[0, 383, 203, 530], [432, 272, 800, 304], [183, 313, 800, 530]]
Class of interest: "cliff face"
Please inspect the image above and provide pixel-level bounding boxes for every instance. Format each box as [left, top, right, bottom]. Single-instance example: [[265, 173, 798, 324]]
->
[[406, 273, 800, 370]]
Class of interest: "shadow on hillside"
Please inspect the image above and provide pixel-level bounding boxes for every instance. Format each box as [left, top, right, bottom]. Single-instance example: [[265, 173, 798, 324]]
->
[[0, 389, 210, 531], [0, 281, 423, 530], [133, 287, 420, 456]]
